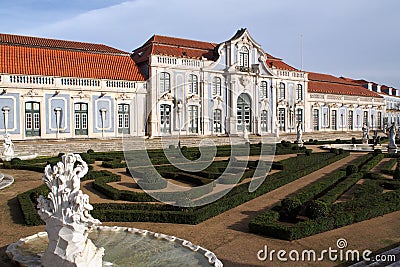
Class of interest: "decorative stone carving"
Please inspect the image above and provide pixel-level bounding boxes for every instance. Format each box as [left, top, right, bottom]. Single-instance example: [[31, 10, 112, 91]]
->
[[23, 89, 40, 97], [362, 125, 369, 144], [239, 75, 251, 87], [296, 122, 303, 147], [72, 90, 90, 99], [159, 92, 175, 102], [387, 123, 397, 150], [37, 153, 104, 267], [3, 133, 14, 161]]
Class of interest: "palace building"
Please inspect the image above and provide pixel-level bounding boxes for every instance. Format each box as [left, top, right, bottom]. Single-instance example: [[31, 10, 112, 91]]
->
[[0, 28, 394, 140]]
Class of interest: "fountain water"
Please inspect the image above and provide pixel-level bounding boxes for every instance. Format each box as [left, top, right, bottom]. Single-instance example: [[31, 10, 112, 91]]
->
[[6, 153, 223, 267]]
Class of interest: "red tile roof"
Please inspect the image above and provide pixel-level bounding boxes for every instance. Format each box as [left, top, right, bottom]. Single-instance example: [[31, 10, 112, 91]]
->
[[308, 72, 382, 97], [0, 33, 127, 55], [0, 44, 145, 81], [133, 35, 217, 63], [266, 58, 298, 71]]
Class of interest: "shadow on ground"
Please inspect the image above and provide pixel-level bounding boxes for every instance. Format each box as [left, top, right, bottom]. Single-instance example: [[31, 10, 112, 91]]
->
[[7, 197, 25, 225]]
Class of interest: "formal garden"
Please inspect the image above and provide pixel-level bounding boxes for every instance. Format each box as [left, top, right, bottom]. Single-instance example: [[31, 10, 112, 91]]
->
[[4, 139, 400, 242]]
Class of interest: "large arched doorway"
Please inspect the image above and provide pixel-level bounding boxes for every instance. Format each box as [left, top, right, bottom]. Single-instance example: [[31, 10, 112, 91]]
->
[[237, 93, 251, 132]]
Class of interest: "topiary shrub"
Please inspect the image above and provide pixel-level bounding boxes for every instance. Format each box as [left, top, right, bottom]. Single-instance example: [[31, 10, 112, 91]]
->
[[87, 149, 94, 154], [373, 149, 382, 156], [330, 148, 339, 155], [338, 148, 344, 154], [393, 167, 400, 180], [168, 144, 175, 150], [10, 157, 22, 166], [305, 149, 312, 156], [346, 164, 358, 176], [57, 152, 65, 158], [351, 137, 356, 144], [281, 198, 302, 219], [305, 200, 330, 219]]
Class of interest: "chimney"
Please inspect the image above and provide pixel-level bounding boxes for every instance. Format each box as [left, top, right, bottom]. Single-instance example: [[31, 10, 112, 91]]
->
[[368, 82, 373, 91], [389, 87, 393, 95], [376, 85, 381, 93]]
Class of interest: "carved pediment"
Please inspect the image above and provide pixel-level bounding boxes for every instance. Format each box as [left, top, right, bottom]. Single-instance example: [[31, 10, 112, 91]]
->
[[72, 90, 90, 99], [23, 89, 40, 97], [115, 92, 131, 101], [159, 92, 175, 102]]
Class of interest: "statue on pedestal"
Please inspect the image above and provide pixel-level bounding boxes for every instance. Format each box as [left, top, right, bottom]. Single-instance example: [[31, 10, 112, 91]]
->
[[2, 133, 14, 160], [388, 123, 397, 149], [37, 153, 104, 267], [362, 125, 369, 144], [296, 122, 303, 147]]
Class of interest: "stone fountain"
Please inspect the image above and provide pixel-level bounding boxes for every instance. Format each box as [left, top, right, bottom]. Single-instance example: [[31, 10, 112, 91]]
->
[[6, 153, 223, 267]]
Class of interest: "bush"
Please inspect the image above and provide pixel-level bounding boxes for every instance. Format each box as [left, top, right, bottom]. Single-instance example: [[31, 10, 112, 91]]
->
[[281, 198, 302, 218], [351, 137, 356, 144], [305, 200, 330, 219], [87, 149, 94, 154], [393, 167, 400, 180], [373, 149, 383, 156], [346, 164, 358, 176], [305, 149, 312, 156]]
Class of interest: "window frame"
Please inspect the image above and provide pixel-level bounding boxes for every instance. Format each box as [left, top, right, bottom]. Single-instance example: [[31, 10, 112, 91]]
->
[[160, 72, 170, 94]]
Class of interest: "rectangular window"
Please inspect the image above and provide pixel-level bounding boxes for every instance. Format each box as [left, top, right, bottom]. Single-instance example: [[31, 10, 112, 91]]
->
[[313, 109, 319, 131], [260, 81, 268, 98], [377, 112, 382, 129], [363, 111, 368, 126], [332, 110, 337, 130], [348, 110, 353, 130], [278, 108, 285, 131], [213, 109, 222, 133], [189, 74, 198, 95], [213, 77, 222, 96], [26, 113, 32, 129], [296, 109, 303, 124], [189, 105, 198, 133], [160, 104, 171, 133], [279, 83, 285, 99], [261, 110, 268, 132], [118, 104, 130, 134], [296, 84, 303, 100]]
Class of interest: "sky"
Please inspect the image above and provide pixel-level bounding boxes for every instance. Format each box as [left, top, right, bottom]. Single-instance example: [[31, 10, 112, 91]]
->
[[1, 0, 399, 87]]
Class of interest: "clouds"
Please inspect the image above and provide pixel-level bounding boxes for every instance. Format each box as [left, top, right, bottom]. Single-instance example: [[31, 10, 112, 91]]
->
[[1, 0, 400, 87]]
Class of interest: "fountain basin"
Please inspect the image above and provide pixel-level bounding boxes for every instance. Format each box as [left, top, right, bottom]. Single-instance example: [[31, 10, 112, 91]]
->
[[321, 144, 388, 152], [6, 226, 223, 267], [0, 173, 14, 190]]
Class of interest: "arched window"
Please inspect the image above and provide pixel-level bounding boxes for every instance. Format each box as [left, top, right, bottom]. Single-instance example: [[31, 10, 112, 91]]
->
[[279, 82, 285, 99], [213, 77, 222, 96], [160, 72, 170, 94], [239, 46, 249, 68], [189, 74, 198, 95], [296, 84, 303, 100], [260, 81, 268, 98]]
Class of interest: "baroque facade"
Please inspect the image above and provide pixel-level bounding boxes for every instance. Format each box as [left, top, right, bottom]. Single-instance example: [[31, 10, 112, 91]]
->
[[0, 29, 393, 140]]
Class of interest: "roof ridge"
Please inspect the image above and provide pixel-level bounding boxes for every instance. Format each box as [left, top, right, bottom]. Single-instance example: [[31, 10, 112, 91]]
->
[[0, 32, 128, 55]]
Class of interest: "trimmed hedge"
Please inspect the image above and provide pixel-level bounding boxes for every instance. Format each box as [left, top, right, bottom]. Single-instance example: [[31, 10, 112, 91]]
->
[[250, 189, 400, 240], [17, 151, 349, 225]]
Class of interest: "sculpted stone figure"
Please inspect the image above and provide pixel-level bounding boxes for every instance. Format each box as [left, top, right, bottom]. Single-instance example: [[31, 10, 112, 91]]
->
[[388, 123, 397, 149], [37, 153, 104, 267], [296, 122, 303, 147], [2, 133, 14, 160]]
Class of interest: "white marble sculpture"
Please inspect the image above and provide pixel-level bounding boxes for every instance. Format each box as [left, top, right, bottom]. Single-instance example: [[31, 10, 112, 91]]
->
[[37, 153, 104, 267], [362, 126, 369, 144], [296, 122, 303, 147], [388, 123, 397, 149], [3, 133, 14, 160]]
